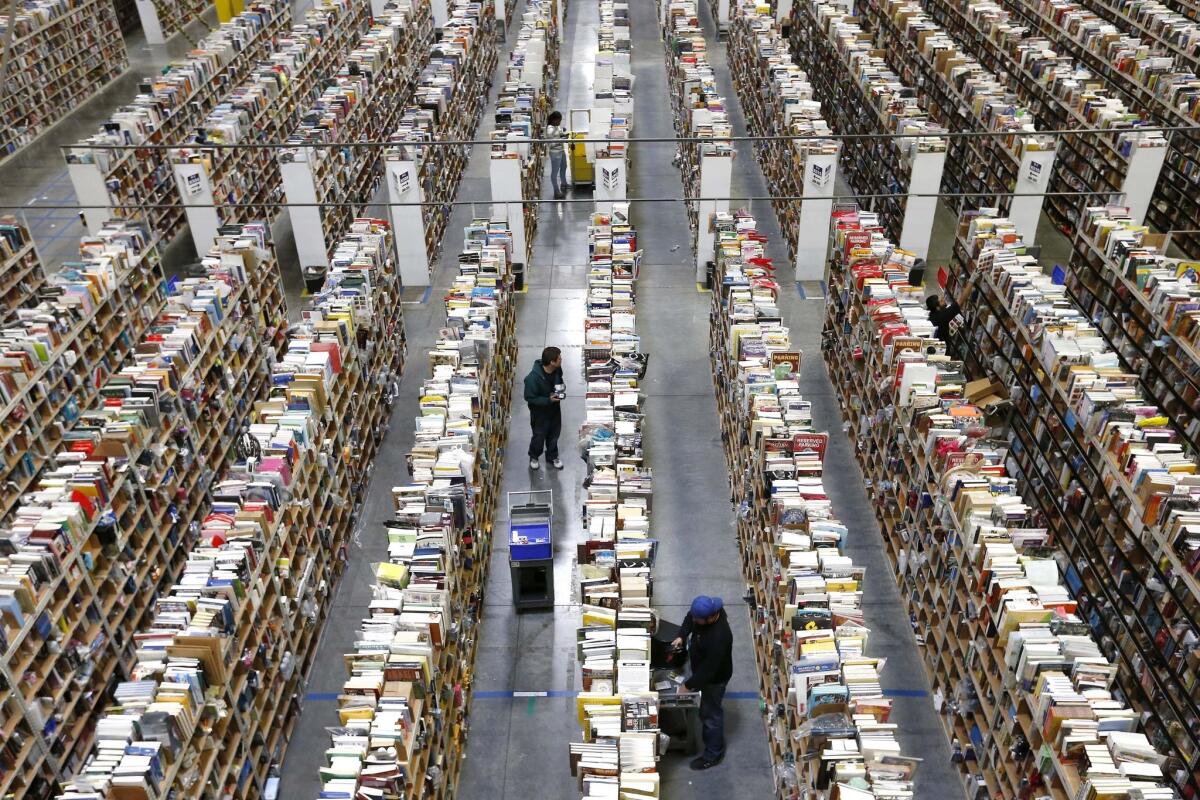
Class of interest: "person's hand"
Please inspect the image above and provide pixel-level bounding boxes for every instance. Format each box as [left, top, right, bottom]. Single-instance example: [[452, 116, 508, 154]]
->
[[551, 395, 561, 402], [671, 637, 683, 649]]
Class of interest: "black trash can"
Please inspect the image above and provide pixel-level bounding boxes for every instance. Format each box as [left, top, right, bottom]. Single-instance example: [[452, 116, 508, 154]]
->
[[512, 262, 525, 291], [303, 264, 328, 294]]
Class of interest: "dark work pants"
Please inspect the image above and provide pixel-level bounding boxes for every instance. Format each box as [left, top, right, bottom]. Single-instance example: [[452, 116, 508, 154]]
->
[[698, 682, 727, 760], [528, 408, 561, 460]]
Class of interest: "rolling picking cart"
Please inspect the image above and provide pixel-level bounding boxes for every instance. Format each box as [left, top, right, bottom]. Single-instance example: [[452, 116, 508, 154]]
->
[[508, 490, 555, 610]]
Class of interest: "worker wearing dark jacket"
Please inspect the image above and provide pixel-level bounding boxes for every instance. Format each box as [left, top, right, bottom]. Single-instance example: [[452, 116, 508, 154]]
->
[[524, 346, 565, 470], [926, 293, 961, 343], [672, 595, 734, 769]]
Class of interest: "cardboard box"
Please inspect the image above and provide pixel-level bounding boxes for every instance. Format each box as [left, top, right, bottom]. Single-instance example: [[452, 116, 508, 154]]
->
[[965, 378, 1007, 409]]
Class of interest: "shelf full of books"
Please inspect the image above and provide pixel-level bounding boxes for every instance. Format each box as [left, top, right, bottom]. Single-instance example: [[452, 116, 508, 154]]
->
[[279, 0, 437, 270], [1065, 207, 1200, 455], [853, 0, 1057, 243], [65, 0, 293, 242], [938, 210, 1200, 795], [586, 0, 633, 213], [317, 219, 519, 800], [820, 207, 1182, 799], [55, 217, 407, 800], [726, 3, 839, 279], [168, 0, 372, 255], [385, 0, 499, 285], [975, 0, 1200, 258], [0, 220, 166, 528], [0, 0, 128, 163], [914, 0, 1168, 237], [708, 209, 920, 799], [1, 221, 285, 800], [788, 0, 948, 258], [134, 0, 210, 44], [570, 204, 662, 799], [489, 0, 561, 266], [661, 0, 735, 278], [0, 218, 48, 319]]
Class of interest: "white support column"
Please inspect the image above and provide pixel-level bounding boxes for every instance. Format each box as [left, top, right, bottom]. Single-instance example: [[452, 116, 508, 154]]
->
[[173, 162, 221, 255], [135, 0, 166, 44], [1122, 135, 1168, 225], [386, 157, 430, 287], [716, 0, 729, 31], [279, 155, 328, 269], [899, 149, 947, 260], [695, 151, 732, 283], [431, 0, 448, 26], [494, 0, 505, 28], [370, 0, 388, 16], [523, 36, 546, 92], [795, 150, 838, 281], [68, 161, 113, 235], [776, 0, 794, 23], [1009, 146, 1056, 244], [594, 155, 627, 215], [490, 156, 527, 265]]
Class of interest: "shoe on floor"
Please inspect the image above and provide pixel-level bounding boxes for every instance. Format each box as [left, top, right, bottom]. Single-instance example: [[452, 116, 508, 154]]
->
[[554, 192, 565, 200], [690, 755, 724, 771], [551, 458, 564, 470], [529, 458, 540, 469]]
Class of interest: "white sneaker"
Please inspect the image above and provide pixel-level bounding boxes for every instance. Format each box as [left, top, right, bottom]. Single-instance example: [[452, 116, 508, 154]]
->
[[529, 458, 540, 469], [551, 458, 564, 470]]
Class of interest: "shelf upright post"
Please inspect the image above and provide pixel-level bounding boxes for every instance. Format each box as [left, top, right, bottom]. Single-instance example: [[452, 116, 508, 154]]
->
[[430, 0, 447, 25], [1121, 133, 1168, 225], [68, 159, 114, 235], [173, 160, 222, 254], [490, 151, 527, 266], [1008, 144, 1056, 243], [279, 151, 329, 270], [695, 145, 732, 282], [386, 152, 431, 287], [898, 143, 946, 260], [795, 147, 839, 281]]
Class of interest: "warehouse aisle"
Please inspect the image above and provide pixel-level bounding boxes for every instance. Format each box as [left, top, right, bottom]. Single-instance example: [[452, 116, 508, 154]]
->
[[456, 0, 776, 797], [273, 4, 524, 790], [698, 3, 964, 796]]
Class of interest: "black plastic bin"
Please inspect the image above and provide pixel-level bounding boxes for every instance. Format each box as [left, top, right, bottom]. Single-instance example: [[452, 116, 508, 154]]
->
[[303, 264, 328, 294]]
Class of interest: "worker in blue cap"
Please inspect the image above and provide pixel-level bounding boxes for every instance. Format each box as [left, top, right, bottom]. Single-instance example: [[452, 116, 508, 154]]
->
[[671, 595, 734, 769]]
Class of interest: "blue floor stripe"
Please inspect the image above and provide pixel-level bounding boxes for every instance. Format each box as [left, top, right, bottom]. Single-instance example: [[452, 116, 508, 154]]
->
[[421, 285, 432, 304], [796, 282, 806, 300], [306, 687, 925, 702]]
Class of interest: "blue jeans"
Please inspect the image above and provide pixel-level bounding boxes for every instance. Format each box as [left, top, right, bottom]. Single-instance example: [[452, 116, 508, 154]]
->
[[698, 682, 726, 760], [550, 150, 567, 195]]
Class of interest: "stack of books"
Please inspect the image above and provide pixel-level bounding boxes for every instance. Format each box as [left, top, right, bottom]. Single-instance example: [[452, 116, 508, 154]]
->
[[278, 0, 437, 261], [65, 0, 293, 241], [572, 203, 660, 799], [53, 219, 402, 799], [490, 0, 562, 261], [822, 207, 1182, 798], [726, 4, 837, 265], [661, 0, 734, 248], [788, 0, 948, 244], [386, 0, 500, 266], [168, 0, 372, 226], [317, 219, 518, 800], [0, 220, 165, 524], [708, 209, 916, 797]]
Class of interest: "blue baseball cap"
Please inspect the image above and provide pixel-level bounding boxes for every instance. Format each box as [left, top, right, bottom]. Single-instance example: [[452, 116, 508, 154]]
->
[[690, 595, 723, 618]]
